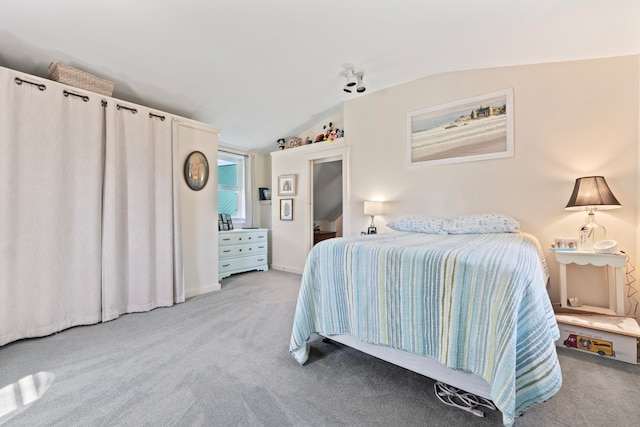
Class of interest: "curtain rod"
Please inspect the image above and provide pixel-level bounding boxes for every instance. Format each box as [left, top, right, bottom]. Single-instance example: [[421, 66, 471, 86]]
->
[[219, 148, 249, 158], [14, 77, 166, 121], [14, 77, 46, 91], [116, 104, 137, 114], [63, 89, 89, 102]]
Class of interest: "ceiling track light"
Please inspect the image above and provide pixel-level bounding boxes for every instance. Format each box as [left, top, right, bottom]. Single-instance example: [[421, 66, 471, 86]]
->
[[344, 69, 357, 88], [355, 75, 365, 93], [342, 67, 366, 94]]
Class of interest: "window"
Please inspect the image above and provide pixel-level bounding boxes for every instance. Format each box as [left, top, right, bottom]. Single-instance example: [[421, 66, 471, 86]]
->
[[218, 151, 246, 223]]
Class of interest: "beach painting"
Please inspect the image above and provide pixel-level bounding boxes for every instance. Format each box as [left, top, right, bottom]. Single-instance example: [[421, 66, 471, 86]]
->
[[407, 89, 514, 166]]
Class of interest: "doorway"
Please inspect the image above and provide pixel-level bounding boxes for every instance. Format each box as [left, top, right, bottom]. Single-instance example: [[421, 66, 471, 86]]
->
[[309, 149, 348, 251]]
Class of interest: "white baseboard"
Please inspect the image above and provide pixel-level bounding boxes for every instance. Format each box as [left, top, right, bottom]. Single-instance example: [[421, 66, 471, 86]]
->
[[270, 264, 304, 275], [185, 282, 221, 299]]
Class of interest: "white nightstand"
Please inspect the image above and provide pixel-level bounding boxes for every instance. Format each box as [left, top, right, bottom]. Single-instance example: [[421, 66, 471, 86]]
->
[[554, 250, 627, 315]]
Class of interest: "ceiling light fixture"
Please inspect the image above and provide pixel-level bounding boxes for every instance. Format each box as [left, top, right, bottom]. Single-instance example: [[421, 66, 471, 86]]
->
[[342, 67, 365, 94], [343, 69, 357, 90], [355, 74, 365, 93]]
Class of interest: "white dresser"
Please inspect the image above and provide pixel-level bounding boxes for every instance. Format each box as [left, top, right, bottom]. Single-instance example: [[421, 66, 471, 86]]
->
[[218, 228, 269, 280]]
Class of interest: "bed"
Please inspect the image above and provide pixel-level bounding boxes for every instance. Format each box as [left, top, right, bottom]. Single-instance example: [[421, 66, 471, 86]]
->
[[289, 217, 562, 426]]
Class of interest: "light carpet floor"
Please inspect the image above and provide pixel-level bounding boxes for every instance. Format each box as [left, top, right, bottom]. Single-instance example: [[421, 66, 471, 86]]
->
[[1, 269, 640, 426]]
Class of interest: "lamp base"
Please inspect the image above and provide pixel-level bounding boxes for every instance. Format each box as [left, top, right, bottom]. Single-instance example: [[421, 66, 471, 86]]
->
[[578, 213, 606, 251]]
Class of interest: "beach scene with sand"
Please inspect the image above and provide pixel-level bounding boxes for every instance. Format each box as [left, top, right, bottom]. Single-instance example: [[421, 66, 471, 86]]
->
[[410, 93, 509, 164]]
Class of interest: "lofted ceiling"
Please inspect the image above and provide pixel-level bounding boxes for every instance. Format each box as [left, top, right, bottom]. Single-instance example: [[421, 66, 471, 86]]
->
[[1, 1, 638, 154]]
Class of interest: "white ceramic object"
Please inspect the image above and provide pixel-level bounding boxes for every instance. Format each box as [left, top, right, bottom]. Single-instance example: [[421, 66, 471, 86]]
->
[[593, 240, 618, 254]]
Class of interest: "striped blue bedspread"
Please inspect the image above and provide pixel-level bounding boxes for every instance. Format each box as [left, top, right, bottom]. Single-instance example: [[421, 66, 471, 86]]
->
[[289, 231, 561, 426]]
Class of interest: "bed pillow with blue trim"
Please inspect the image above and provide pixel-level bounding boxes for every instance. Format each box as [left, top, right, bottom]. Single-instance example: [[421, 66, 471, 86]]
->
[[443, 214, 520, 234], [387, 215, 447, 234]]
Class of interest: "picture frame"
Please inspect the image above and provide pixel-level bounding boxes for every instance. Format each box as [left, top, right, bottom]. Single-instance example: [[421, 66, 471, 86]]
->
[[259, 187, 269, 200], [407, 88, 514, 167], [184, 151, 210, 191], [218, 213, 233, 231], [278, 174, 296, 196], [280, 198, 293, 221], [224, 213, 233, 230]]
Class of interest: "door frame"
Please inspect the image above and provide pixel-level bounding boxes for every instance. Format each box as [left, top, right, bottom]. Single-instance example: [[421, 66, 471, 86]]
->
[[306, 146, 350, 252]]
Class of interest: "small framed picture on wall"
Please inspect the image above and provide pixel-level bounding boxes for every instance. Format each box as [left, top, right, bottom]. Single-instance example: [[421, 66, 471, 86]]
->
[[184, 151, 210, 191], [278, 174, 296, 196], [280, 199, 293, 221]]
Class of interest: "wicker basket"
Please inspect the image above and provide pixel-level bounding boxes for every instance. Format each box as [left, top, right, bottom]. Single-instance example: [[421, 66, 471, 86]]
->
[[48, 62, 114, 96]]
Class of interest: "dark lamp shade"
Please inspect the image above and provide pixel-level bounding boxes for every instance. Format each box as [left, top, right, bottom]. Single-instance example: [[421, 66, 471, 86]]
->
[[565, 176, 621, 211]]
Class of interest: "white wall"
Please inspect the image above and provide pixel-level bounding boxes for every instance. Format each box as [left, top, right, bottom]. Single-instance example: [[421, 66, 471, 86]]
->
[[253, 153, 272, 226], [270, 140, 350, 273], [271, 55, 640, 310], [176, 119, 221, 298], [253, 153, 272, 263], [344, 55, 639, 308]]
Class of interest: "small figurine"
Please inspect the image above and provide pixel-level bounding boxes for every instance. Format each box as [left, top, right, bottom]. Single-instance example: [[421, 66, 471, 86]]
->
[[277, 138, 285, 150], [289, 136, 302, 148], [315, 134, 324, 142], [322, 122, 335, 141], [305, 136, 312, 145], [337, 129, 344, 138]]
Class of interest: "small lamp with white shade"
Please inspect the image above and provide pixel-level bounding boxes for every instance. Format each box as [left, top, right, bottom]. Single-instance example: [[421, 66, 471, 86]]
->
[[364, 201, 384, 234]]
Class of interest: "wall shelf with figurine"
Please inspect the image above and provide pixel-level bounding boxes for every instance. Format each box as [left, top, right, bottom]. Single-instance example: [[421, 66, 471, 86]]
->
[[272, 137, 345, 155], [276, 122, 344, 151]]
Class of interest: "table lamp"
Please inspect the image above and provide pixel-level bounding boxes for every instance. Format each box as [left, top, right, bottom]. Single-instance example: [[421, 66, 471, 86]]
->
[[364, 201, 384, 234], [564, 176, 621, 250]]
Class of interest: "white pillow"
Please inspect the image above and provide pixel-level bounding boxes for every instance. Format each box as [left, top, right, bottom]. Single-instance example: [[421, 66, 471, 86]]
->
[[443, 214, 520, 234], [386, 215, 447, 234]]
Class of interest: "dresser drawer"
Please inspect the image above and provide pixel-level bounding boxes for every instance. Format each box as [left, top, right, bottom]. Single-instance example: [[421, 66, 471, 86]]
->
[[218, 228, 269, 280], [219, 254, 268, 274], [218, 242, 268, 259], [219, 230, 268, 246]]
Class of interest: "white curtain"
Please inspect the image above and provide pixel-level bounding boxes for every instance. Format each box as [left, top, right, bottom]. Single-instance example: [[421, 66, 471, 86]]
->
[[0, 69, 104, 346], [171, 123, 185, 304], [102, 104, 176, 321]]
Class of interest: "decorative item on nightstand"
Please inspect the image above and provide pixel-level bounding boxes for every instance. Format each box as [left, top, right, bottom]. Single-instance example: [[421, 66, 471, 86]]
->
[[364, 201, 384, 234], [564, 176, 621, 251]]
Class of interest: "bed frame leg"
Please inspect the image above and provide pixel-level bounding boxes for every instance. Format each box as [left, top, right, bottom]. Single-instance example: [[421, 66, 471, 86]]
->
[[434, 381, 496, 418]]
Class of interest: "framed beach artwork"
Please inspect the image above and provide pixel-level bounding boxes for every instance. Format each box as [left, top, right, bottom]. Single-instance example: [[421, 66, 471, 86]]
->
[[407, 89, 514, 167], [278, 174, 296, 196]]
